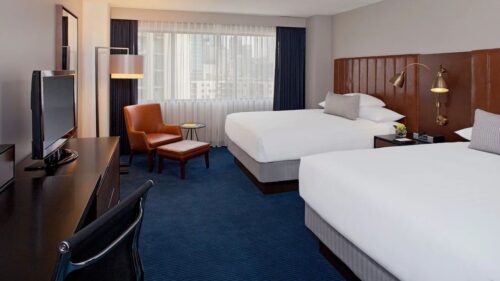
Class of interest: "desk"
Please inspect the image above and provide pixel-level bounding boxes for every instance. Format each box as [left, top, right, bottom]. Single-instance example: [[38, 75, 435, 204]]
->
[[0, 137, 120, 281]]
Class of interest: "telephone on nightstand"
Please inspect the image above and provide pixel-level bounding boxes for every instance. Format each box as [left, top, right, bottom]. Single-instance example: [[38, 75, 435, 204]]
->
[[412, 133, 445, 143]]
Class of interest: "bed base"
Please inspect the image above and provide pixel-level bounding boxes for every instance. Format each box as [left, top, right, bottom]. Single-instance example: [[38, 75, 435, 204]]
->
[[305, 204, 399, 281], [227, 138, 299, 194], [234, 158, 298, 194], [319, 241, 361, 281]]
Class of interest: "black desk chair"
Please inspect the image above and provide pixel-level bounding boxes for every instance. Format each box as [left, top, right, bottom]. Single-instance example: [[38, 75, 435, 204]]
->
[[52, 180, 154, 281]]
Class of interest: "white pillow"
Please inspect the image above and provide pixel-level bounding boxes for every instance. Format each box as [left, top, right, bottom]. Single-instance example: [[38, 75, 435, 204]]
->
[[455, 127, 472, 141], [345, 93, 385, 107], [318, 101, 325, 108], [359, 106, 404, 123]]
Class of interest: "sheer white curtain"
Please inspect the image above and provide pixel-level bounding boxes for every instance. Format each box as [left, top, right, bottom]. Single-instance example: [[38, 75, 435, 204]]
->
[[138, 21, 276, 146]]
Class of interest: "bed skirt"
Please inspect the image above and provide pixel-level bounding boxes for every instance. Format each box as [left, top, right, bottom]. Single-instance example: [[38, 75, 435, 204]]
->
[[305, 204, 399, 281], [226, 137, 300, 183]]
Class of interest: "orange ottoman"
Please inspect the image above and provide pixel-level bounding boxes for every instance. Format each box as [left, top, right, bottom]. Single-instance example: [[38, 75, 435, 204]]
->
[[157, 140, 210, 179]]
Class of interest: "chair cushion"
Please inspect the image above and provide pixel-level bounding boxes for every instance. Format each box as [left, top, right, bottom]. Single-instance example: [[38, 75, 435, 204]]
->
[[146, 133, 182, 148], [158, 140, 209, 157]]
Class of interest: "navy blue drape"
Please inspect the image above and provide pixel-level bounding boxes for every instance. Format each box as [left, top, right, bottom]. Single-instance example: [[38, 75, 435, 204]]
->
[[110, 19, 138, 155], [273, 27, 306, 111]]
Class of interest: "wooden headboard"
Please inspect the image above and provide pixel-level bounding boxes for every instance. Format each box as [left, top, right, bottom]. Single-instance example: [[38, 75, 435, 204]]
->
[[335, 49, 500, 139], [334, 55, 420, 133], [471, 49, 500, 118]]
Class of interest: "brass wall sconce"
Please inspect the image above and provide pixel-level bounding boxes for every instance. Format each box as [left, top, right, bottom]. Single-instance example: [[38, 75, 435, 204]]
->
[[390, 63, 450, 126], [430, 65, 449, 126]]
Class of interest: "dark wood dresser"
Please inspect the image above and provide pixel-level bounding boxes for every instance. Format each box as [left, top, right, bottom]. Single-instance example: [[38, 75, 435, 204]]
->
[[0, 137, 120, 281]]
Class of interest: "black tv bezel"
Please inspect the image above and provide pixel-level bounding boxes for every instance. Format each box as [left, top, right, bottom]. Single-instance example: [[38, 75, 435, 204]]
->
[[31, 70, 76, 160]]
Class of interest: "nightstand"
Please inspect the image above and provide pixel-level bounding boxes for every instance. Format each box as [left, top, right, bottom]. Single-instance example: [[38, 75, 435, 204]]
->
[[374, 134, 429, 148]]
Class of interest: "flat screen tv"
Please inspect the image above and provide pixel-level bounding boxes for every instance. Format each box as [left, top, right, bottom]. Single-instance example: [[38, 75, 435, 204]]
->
[[28, 70, 78, 170]]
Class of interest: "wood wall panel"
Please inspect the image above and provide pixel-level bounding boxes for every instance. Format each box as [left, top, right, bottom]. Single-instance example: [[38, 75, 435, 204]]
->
[[334, 55, 420, 134], [471, 49, 500, 117], [375, 58, 385, 98], [419, 52, 472, 141], [334, 48, 500, 142], [367, 59, 376, 94], [384, 58, 395, 103], [359, 58, 368, 93], [352, 59, 359, 93]]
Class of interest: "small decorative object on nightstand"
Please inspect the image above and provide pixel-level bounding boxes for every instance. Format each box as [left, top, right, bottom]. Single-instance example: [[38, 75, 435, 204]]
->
[[394, 124, 407, 138], [181, 123, 206, 141]]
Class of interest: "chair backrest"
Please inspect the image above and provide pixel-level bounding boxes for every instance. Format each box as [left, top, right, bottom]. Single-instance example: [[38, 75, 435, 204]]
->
[[52, 180, 154, 281], [124, 103, 164, 133]]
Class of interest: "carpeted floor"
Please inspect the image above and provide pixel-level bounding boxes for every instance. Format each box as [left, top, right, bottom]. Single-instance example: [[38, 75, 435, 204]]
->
[[121, 147, 344, 281]]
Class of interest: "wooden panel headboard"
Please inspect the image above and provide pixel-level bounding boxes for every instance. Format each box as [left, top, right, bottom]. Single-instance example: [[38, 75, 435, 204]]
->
[[471, 49, 500, 119], [334, 55, 419, 133]]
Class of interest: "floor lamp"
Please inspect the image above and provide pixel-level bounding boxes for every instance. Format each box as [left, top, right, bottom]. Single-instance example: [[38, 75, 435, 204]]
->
[[94, 46, 144, 137]]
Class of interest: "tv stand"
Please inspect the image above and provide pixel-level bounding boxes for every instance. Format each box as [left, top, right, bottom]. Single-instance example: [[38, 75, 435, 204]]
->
[[25, 148, 79, 171], [1, 137, 120, 281]]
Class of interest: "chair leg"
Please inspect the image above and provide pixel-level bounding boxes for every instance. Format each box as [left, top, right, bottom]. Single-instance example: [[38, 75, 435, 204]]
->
[[147, 152, 154, 172], [158, 157, 164, 174], [128, 150, 134, 165], [204, 151, 209, 168], [180, 160, 186, 179]]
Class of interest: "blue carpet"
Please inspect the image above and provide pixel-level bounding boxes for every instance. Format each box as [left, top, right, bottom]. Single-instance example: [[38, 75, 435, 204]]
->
[[121, 148, 344, 281]]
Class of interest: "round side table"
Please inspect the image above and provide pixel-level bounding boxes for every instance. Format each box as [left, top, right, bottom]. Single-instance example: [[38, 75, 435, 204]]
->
[[180, 123, 206, 141]]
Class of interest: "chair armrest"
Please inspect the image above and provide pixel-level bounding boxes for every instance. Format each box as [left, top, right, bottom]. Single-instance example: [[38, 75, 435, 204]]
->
[[128, 130, 150, 151], [159, 124, 182, 136]]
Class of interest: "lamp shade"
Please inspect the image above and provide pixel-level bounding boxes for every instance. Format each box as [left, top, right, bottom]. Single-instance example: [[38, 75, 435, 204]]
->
[[110, 54, 144, 79], [431, 72, 449, 93], [389, 71, 406, 88]]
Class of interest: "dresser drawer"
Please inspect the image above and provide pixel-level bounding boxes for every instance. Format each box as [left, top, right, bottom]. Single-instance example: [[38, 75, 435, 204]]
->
[[96, 144, 120, 216]]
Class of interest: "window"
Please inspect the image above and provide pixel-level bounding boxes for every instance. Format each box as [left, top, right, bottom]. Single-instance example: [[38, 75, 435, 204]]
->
[[138, 22, 276, 102]]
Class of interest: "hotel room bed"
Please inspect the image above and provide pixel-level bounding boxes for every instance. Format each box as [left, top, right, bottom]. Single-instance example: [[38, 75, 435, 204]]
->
[[299, 143, 500, 281], [225, 109, 396, 184]]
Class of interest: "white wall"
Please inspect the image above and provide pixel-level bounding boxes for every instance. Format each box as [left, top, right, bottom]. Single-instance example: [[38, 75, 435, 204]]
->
[[80, 0, 110, 138], [111, 8, 306, 27], [0, 0, 82, 161], [305, 16, 333, 109], [332, 0, 500, 59]]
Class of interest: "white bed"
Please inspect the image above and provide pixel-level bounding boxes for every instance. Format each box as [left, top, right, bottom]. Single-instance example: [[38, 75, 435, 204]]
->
[[225, 109, 396, 163], [300, 142, 500, 281]]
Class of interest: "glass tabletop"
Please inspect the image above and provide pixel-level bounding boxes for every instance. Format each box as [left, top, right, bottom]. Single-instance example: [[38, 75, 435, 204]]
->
[[180, 123, 206, 129]]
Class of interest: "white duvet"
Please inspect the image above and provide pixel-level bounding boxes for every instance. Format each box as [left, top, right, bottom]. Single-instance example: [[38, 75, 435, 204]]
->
[[225, 109, 396, 163], [299, 143, 500, 281]]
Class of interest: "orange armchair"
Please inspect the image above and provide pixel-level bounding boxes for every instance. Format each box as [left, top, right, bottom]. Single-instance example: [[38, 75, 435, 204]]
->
[[124, 103, 182, 171]]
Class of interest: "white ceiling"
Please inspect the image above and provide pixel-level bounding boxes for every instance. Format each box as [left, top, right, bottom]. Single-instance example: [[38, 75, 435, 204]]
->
[[105, 0, 384, 17]]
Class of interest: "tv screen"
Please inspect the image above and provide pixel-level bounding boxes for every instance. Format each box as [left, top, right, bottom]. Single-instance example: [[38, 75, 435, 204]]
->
[[31, 70, 76, 160], [42, 75, 75, 150]]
